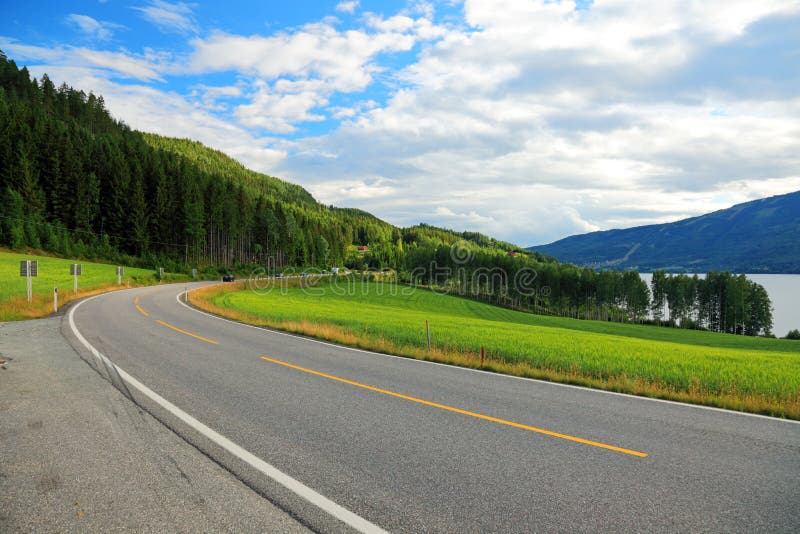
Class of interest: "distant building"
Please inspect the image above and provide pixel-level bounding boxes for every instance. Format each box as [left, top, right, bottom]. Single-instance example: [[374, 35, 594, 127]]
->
[[507, 251, 518, 257], [357, 245, 369, 252]]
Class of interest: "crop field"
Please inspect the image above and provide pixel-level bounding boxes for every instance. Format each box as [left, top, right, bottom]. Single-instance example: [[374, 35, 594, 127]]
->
[[191, 279, 800, 419], [0, 250, 183, 321]]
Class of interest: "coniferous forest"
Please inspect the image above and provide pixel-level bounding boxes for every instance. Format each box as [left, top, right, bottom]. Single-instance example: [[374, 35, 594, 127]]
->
[[0, 52, 774, 335]]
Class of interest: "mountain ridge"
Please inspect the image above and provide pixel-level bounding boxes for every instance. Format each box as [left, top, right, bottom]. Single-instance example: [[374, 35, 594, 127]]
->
[[529, 191, 800, 273]]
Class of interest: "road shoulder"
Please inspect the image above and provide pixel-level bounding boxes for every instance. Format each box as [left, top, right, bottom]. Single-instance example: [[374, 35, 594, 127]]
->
[[0, 316, 309, 533]]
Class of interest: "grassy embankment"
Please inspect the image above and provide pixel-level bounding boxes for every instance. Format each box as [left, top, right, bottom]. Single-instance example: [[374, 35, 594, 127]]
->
[[190, 278, 800, 419], [0, 250, 186, 321]]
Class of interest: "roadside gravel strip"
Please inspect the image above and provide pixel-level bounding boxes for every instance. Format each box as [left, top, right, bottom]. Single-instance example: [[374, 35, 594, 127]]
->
[[0, 314, 309, 533]]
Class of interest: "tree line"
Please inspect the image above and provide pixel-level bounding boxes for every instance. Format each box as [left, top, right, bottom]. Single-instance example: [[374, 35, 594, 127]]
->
[[401, 241, 653, 324], [398, 242, 773, 335], [651, 271, 773, 335], [0, 52, 773, 335]]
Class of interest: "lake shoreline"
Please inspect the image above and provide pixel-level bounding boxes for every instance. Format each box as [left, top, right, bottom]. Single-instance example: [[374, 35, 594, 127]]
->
[[640, 273, 799, 338]]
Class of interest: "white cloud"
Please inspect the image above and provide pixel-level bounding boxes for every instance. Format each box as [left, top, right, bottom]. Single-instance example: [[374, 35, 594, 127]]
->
[[309, 177, 396, 200], [75, 48, 164, 81], [335, 1, 359, 14], [235, 80, 328, 133], [328, 100, 377, 119], [181, 12, 447, 134], [133, 0, 199, 35], [191, 83, 242, 111], [0, 39, 164, 81], [434, 206, 495, 225], [65, 14, 121, 41], [365, 14, 416, 33], [185, 22, 417, 93]]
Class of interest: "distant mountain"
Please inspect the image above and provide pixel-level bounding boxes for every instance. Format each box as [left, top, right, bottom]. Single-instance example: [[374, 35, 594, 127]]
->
[[529, 191, 800, 273]]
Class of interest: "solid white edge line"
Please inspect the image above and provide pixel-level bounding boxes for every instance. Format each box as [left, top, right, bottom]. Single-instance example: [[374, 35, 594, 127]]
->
[[177, 288, 800, 426], [68, 293, 388, 534]]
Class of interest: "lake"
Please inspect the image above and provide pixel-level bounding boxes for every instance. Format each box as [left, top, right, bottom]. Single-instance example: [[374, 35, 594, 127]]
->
[[639, 273, 800, 338]]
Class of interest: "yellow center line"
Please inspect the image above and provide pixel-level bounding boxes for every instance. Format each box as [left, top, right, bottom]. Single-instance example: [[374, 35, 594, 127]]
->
[[259, 356, 648, 458], [134, 297, 149, 317], [157, 320, 220, 345]]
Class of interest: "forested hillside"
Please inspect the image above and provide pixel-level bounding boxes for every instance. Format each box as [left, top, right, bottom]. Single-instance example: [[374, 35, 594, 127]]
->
[[140, 133, 317, 206], [0, 52, 536, 270], [530, 191, 800, 273], [0, 51, 407, 269], [0, 52, 775, 335]]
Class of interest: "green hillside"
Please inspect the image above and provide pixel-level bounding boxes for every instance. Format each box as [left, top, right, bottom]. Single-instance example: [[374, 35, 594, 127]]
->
[[141, 133, 317, 207]]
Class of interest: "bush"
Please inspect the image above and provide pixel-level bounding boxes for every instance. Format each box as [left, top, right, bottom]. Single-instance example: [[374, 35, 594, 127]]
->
[[785, 329, 800, 340]]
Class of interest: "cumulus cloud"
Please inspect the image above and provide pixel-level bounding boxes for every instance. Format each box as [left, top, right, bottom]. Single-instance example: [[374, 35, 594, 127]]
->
[[133, 0, 198, 35], [235, 80, 329, 133], [181, 11, 446, 134], [184, 21, 420, 92], [335, 1, 359, 14]]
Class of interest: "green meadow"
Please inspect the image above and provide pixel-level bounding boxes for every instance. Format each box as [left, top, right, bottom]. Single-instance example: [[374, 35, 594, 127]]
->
[[193, 279, 800, 419], [0, 250, 182, 321]]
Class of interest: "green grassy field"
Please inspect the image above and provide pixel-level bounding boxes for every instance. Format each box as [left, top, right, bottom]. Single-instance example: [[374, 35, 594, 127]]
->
[[0, 250, 183, 321], [192, 279, 800, 418]]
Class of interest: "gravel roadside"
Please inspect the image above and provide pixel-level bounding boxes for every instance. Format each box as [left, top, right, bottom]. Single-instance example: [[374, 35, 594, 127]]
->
[[0, 316, 310, 533]]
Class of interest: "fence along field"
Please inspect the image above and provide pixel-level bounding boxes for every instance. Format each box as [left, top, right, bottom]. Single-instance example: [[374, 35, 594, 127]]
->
[[190, 278, 800, 419], [0, 251, 180, 320]]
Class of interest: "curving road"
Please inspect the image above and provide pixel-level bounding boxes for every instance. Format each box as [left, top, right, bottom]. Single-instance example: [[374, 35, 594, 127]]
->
[[64, 282, 800, 533]]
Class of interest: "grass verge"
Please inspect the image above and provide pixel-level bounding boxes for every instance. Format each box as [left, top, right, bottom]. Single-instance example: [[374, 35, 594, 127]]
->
[[189, 280, 800, 420], [0, 250, 188, 321]]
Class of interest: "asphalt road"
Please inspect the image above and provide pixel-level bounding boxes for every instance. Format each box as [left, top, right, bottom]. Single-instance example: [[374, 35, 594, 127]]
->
[[0, 316, 309, 533], [65, 282, 800, 533]]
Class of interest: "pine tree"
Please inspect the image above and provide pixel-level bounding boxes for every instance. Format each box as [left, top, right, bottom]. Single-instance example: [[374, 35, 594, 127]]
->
[[0, 186, 25, 248], [16, 146, 44, 217], [127, 161, 149, 255]]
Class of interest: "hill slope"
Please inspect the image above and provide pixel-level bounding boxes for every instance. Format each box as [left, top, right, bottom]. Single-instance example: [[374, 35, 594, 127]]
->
[[530, 191, 800, 273], [0, 52, 534, 269], [0, 52, 776, 335], [141, 133, 317, 207]]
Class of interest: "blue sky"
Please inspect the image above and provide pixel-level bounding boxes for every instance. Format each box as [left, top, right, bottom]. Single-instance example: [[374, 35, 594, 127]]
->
[[2, 1, 799, 246]]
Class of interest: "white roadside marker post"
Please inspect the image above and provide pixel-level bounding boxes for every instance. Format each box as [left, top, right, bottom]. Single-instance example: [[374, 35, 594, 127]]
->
[[426, 319, 431, 351], [20, 260, 37, 303], [54, 287, 58, 313], [70, 263, 82, 294]]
